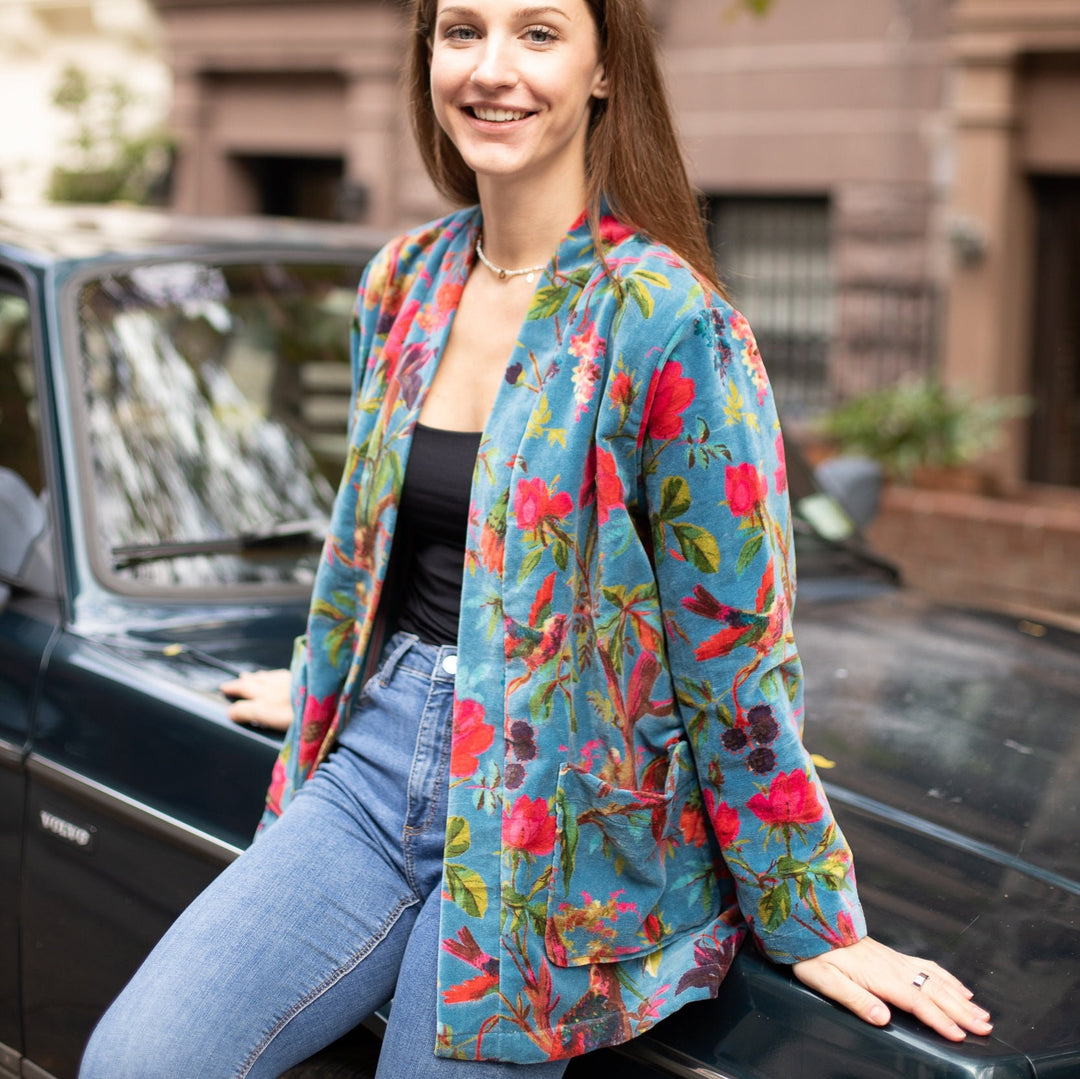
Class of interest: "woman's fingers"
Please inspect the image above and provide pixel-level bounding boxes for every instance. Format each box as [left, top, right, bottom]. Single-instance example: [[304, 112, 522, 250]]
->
[[220, 669, 293, 730], [792, 954, 892, 1027], [792, 937, 993, 1042]]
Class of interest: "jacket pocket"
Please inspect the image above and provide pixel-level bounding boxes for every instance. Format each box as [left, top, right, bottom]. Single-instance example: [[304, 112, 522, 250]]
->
[[544, 739, 720, 967]]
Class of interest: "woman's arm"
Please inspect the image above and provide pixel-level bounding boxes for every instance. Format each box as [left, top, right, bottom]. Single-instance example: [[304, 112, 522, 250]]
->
[[637, 299, 991, 1037]]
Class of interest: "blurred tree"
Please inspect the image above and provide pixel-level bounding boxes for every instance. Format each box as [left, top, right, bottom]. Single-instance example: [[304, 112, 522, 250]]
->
[[47, 64, 173, 205]]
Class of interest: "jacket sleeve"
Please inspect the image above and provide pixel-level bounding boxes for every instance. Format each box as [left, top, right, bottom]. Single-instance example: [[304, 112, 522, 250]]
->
[[259, 242, 399, 831], [639, 300, 867, 963]]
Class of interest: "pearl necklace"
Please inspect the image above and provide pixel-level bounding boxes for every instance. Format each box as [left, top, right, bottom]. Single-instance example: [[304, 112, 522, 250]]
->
[[475, 236, 547, 284]]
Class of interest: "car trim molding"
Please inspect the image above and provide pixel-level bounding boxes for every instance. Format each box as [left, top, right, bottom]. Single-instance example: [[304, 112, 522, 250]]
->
[[610, 1038, 739, 1078], [825, 782, 1080, 898], [26, 754, 243, 867], [0, 739, 24, 771]]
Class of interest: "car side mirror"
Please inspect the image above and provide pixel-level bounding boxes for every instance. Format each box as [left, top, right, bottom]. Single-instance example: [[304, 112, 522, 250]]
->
[[813, 455, 883, 531], [0, 467, 54, 604]]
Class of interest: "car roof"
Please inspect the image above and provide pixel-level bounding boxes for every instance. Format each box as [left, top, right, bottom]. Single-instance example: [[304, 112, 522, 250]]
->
[[0, 203, 388, 265]]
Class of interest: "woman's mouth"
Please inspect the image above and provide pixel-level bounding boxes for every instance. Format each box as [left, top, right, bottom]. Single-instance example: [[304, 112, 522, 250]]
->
[[468, 107, 532, 123]]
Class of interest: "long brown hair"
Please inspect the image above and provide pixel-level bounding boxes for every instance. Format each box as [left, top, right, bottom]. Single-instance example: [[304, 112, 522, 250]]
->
[[406, 0, 723, 292]]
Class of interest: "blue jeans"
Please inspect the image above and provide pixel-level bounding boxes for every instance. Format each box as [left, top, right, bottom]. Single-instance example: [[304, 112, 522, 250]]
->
[[80, 633, 569, 1079]]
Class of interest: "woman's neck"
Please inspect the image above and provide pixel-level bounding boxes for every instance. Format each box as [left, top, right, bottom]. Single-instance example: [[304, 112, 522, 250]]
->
[[475, 168, 589, 271]]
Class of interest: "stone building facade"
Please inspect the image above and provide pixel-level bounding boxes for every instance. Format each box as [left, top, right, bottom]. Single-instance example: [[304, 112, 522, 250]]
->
[[147, 0, 1080, 618]]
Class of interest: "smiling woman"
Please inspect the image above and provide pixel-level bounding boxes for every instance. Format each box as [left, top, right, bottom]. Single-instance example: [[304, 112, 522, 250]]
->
[[79, 2, 992, 1077]]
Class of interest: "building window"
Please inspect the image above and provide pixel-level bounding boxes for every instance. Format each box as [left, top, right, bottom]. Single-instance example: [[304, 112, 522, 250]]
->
[[709, 196, 832, 421]]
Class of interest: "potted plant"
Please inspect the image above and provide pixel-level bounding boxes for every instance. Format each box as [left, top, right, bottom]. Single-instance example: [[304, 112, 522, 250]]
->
[[817, 376, 1029, 493]]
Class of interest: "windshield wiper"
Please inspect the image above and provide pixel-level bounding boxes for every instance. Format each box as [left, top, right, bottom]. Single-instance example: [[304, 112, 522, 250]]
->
[[111, 518, 326, 570]]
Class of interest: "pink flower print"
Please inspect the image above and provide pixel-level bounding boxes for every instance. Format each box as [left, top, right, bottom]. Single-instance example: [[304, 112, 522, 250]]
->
[[774, 432, 788, 494], [725, 462, 766, 517], [571, 357, 601, 421], [503, 794, 557, 857], [748, 770, 825, 827], [514, 477, 573, 533]]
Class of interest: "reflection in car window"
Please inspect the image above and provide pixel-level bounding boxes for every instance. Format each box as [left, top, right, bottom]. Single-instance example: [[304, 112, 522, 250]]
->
[[77, 260, 362, 588], [0, 290, 41, 494]]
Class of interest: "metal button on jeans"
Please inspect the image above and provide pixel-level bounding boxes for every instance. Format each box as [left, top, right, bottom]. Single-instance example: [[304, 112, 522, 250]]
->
[[441, 654, 457, 675]]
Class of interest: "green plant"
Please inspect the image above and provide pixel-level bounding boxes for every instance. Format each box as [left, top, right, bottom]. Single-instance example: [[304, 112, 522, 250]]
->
[[47, 64, 172, 206], [818, 376, 1030, 480]]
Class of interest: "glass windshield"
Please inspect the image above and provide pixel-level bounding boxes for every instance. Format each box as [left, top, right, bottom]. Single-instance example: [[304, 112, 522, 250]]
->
[[77, 258, 364, 588]]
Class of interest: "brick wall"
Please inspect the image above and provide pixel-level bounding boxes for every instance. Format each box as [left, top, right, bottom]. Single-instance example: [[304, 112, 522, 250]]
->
[[865, 484, 1080, 628]]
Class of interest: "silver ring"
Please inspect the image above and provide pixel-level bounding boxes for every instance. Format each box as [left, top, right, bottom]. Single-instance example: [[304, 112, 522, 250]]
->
[[913, 972, 930, 989]]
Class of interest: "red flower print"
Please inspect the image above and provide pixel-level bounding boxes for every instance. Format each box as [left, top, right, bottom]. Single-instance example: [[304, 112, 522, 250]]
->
[[643, 361, 695, 443], [298, 692, 336, 768], [443, 971, 499, 1004], [774, 432, 788, 494], [725, 462, 767, 517], [704, 789, 740, 847], [580, 446, 624, 525], [450, 698, 494, 777], [594, 448, 623, 524], [503, 794, 557, 857], [479, 521, 504, 573], [679, 800, 709, 848], [832, 910, 861, 947], [513, 477, 573, 533], [610, 370, 634, 409], [599, 217, 637, 247], [748, 770, 824, 827], [642, 911, 663, 946]]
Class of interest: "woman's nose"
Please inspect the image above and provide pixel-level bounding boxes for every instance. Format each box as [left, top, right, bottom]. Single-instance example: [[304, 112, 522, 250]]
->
[[470, 37, 518, 89]]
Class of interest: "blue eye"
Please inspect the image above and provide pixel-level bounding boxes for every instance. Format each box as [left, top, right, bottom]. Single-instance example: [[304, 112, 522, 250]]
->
[[445, 24, 480, 42], [524, 25, 558, 45]]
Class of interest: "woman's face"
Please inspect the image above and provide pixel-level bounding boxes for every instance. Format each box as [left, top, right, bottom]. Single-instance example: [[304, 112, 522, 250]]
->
[[429, 0, 607, 192]]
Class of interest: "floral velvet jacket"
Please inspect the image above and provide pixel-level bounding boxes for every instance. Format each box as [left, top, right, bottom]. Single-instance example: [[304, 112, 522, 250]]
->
[[261, 207, 866, 1064]]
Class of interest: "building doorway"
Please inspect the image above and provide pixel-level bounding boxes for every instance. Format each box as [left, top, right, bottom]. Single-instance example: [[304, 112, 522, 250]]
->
[[1029, 176, 1080, 487], [235, 155, 345, 221]]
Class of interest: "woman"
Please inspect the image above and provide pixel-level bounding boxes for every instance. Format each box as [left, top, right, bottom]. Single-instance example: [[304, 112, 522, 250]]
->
[[82, 0, 992, 1075]]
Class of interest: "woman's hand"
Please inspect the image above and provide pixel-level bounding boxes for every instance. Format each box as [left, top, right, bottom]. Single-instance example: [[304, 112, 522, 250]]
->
[[220, 669, 293, 731], [792, 936, 993, 1041]]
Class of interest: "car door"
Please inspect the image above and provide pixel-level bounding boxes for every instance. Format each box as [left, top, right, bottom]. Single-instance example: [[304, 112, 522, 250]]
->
[[0, 271, 62, 1079]]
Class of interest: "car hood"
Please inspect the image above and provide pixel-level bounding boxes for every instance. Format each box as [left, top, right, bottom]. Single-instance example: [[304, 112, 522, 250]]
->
[[794, 587, 1080, 1071], [73, 600, 307, 704]]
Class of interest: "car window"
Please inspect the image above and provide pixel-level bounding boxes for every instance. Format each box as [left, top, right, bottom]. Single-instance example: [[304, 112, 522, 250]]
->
[[0, 290, 41, 493], [74, 259, 363, 589], [0, 287, 53, 589]]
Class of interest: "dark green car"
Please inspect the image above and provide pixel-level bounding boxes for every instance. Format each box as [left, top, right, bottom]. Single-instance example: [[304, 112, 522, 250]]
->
[[2, 206, 1077, 1079]]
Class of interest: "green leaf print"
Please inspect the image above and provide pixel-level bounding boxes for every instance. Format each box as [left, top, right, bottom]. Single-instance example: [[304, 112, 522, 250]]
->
[[445, 862, 488, 918], [672, 521, 721, 573], [624, 277, 654, 320], [445, 816, 471, 858], [660, 476, 691, 520], [735, 533, 764, 576], [556, 786, 579, 896], [528, 284, 572, 320], [758, 883, 792, 933]]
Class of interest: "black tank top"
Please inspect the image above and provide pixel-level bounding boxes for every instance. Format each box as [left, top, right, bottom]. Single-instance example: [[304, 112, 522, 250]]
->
[[395, 423, 482, 645]]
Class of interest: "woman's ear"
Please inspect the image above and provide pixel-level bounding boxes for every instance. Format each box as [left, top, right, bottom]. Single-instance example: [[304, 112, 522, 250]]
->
[[592, 64, 609, 99]]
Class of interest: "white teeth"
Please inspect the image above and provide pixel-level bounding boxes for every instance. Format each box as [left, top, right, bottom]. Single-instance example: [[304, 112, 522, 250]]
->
[[473, 107, 529, 122]]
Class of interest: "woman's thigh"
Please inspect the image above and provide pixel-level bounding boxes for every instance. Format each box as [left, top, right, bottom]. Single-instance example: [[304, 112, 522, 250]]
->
[[375, 889, 569, 1079], [79, 772, 419, 1079]]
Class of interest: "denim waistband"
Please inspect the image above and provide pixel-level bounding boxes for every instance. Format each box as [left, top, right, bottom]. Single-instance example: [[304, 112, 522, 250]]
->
[[377, 630, 458, 685]]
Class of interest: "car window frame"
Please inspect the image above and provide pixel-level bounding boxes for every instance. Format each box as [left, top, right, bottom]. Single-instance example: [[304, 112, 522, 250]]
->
[[0, 264, 61, 602], [57, 247, 370, 603]]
